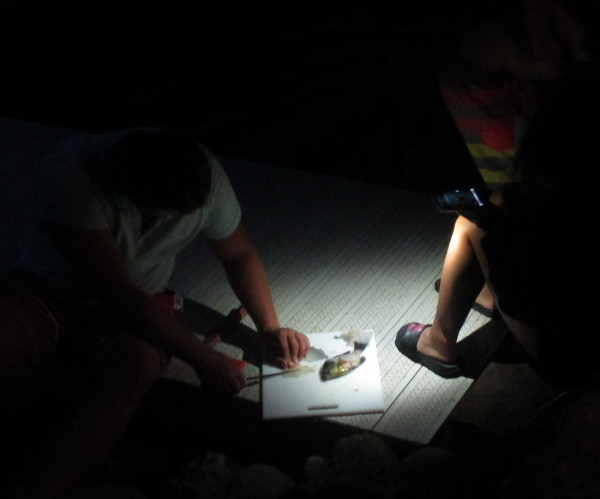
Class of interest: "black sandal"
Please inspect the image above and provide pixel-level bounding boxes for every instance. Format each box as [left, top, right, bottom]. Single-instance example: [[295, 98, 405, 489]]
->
[[395, 322, 462, 378]]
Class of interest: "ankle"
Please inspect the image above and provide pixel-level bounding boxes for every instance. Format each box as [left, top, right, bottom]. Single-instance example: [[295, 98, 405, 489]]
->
[[418, 325, 458, 363]]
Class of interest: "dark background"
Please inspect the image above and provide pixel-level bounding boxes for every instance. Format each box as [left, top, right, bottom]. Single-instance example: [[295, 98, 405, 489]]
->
[[0, 2, 569, 496], [0, 0, 521, 191]]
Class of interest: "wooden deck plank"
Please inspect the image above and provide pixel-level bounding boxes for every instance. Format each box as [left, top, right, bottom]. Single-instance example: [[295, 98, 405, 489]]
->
[[0, 116, 504, 445]]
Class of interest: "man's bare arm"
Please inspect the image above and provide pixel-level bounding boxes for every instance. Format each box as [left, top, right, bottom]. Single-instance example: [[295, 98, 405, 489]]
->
[[208, 223, 310, 368], [40, 221, 246, 393]]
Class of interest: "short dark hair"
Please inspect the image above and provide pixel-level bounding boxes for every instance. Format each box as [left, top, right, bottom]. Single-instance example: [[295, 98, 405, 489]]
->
[[110, 129, 212, 212]]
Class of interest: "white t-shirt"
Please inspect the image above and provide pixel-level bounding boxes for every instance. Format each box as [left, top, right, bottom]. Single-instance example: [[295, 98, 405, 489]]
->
[[19, 129, 241, 304]]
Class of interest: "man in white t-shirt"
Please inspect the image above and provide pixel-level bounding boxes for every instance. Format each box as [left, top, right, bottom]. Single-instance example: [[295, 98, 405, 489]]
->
[[0, 129, 309, 498]]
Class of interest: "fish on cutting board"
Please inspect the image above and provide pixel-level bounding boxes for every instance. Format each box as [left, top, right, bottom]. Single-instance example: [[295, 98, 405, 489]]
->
[[261, 329, 384, 419], [319, 330, 372, 381], [319, 349, 366, 381]]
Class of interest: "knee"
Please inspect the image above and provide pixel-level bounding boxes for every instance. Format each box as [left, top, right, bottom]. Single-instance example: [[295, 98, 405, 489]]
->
[[453, 215, 477, 235], [0, 311, 49, 404], [453, 215, 486, 245], [94, 334, 170, 391]]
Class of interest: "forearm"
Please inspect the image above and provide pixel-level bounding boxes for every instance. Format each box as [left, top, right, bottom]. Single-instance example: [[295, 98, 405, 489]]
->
[[102, 284, 214, 367], [106, 285, 246, 392], [209, 225, 308, 368], [221, 251, 280, 334], [41, 221, 246, 392]]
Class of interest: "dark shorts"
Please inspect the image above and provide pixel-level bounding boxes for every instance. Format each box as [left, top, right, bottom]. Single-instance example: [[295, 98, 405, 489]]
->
[[0, 269, 176, 368], [0, 269, 62, 366]]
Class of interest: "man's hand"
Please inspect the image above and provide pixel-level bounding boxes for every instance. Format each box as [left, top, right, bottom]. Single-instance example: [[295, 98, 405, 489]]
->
[[261, 328, 310, 369], [194, 348, 247, 395]]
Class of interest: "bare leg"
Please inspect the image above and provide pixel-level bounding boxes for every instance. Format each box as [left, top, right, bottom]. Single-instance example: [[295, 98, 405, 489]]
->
[[17, 333, 169, 499], [468, 229, 539, 358], [420, 215, 539, 362], [475, 283, 495, 311], [418, 216, 486, 364]]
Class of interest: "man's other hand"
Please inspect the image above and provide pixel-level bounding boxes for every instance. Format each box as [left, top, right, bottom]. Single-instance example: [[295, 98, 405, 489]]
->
[[261, 328, 310, 369], [195, 349, 246, 395]]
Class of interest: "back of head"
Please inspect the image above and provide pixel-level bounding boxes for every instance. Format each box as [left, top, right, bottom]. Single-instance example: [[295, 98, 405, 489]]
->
[[110, 129, 212, 213]]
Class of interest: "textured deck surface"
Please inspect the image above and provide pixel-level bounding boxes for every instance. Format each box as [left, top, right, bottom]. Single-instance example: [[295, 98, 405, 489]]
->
[[1, 116, 505, 444]]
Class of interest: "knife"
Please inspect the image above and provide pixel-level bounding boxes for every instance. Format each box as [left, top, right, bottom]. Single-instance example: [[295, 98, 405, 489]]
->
[[245, 367, 303, 382]]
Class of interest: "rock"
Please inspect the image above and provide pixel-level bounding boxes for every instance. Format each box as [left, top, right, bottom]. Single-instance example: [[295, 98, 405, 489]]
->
[[228, 463, 295, 498], [398, 446, 486, 499], [298, 432, 405, 498], [302, 455, 325, 477], [163, 452, 235, 498], [71, 482, 148, 498]]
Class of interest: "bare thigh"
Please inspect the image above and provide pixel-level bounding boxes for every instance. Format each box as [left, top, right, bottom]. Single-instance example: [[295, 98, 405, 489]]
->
[[90, 330, 171, 392]]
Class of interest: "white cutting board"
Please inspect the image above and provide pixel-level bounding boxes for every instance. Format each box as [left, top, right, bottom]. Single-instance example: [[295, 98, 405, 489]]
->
[[262, 329, 384, 419]]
